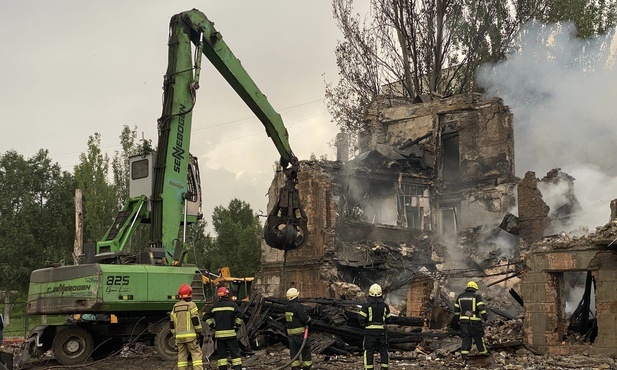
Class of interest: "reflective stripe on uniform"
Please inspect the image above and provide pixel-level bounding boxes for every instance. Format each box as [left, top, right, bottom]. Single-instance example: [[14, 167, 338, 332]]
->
[[176, 332, 197, 340], [214, 329, 237, 338], [212, 306, 235, 312], [287, 326, 305, 335]]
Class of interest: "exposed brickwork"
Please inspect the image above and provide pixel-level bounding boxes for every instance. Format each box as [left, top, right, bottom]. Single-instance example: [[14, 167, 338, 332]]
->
[[255, 162, 336, 298], [517, 171, 551, 245], [522, 247, 617, 356], [406, 275, 434, 317]]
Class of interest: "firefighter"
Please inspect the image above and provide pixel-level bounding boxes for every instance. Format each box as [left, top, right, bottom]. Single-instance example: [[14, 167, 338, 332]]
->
[[359, 284, 391, 370], [203, 286, 244, 370], [170, 283, 203, 370], [455, 280, 489, 362], [285, 287, 313, 370]]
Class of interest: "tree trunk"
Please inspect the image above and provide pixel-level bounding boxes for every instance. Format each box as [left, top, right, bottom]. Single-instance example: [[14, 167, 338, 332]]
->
[[73, 189, 83, 265], [4, 292, 9, 326], [432, 0, 446, 93]]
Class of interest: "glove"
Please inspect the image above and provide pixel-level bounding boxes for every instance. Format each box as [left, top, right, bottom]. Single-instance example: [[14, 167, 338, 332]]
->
[[234, 323, 241, 331], [208, 322, 215, 330]]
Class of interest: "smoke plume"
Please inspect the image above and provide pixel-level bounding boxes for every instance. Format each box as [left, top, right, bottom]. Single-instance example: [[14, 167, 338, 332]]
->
[[478, 22, 617, 230]]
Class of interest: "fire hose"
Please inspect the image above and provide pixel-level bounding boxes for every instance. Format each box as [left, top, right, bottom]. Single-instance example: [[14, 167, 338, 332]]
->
[[273, 326, 309, 370]]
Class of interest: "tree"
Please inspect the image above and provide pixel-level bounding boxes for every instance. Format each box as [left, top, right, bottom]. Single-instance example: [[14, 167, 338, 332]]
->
[[111, 125, 154, 205], [74, 133, 117, 242], [185, 218, 214, 269], [0, 150, 74, 291], [207, 199, 262, 277], [111, 125, 153, 254], [28, 150, 75, 266], [326, 0, 617, 134]]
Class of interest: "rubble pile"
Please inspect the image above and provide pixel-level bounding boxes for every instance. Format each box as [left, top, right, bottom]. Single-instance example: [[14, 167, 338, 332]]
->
[[237, 293, 532, 362], [485, 318, 524, 347]]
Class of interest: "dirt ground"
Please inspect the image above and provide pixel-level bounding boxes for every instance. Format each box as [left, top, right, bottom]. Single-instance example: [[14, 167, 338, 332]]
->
[[11, 343, 617, 370]]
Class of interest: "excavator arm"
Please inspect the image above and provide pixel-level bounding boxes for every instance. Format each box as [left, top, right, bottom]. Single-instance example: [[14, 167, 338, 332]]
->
[[150, 9, 308, 257], [178, 10, 297, 168]]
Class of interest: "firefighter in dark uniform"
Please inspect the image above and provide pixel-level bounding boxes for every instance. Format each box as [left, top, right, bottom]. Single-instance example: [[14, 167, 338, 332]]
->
[[359, 284, 391, 370], [455, 280, 489, 361], [285, 287, 313, 370], [203, 286, 244, 370], [170, 283, 204, 370]]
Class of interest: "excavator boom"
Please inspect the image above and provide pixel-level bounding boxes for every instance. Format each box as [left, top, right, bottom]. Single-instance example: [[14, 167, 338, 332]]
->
[[179, 10, 295, 167], [172, 9, 308, 251]]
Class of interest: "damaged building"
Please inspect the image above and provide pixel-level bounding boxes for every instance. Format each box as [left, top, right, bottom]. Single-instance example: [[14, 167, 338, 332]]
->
[[252, 90, 617, 357], [254, 92, 519, 315], [518, 170, 617, 357]]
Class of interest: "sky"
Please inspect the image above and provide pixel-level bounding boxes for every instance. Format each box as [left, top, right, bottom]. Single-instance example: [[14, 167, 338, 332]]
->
[[0, 1, 363, 232]]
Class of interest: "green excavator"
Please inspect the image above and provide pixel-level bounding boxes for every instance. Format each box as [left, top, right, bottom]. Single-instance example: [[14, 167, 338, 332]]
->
[[21, 9, 308, 365]]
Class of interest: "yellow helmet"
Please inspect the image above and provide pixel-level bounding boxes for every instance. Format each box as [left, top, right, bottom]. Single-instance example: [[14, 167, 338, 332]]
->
[[369, 284, 382, 297], [466, 281, 479, 290], [286, 287, 299, 300]]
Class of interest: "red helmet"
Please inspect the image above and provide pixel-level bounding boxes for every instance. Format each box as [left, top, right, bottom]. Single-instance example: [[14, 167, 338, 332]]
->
[[216, 286, 230, 297], [178, 283, 192, 299]]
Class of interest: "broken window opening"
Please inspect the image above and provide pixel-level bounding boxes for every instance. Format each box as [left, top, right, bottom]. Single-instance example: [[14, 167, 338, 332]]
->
[[551, 271, 597, 344], [399, 184, 430, 230], [440, 204, 459, 241], [441, 132, 460, 183]]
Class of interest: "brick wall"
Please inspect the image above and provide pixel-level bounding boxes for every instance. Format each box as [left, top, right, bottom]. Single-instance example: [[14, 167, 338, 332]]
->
[[522, 247, 617, 356], [517, 172, 551, 245]]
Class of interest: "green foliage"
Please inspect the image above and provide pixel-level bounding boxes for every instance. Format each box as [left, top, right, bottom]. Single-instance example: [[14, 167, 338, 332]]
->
[[185, 218, 214, 268], [0, 150, 74, 291], [74, 133, 118, 242], [207, 199, 262, 277], [111, 125, 153, 254]]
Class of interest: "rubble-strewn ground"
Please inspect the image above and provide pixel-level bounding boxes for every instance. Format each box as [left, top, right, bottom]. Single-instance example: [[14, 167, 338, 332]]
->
[[8, 342, 617, 370]]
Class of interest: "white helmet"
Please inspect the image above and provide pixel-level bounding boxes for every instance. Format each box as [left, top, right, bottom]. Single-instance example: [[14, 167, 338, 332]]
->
[[369, 284, 382, 297], [286, 287, 299, 300]]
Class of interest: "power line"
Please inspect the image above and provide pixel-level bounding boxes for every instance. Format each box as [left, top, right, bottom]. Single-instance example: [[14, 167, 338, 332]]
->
[[53, 98, 329, 171]]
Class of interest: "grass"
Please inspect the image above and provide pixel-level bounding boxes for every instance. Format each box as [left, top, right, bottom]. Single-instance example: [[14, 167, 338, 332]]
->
[[1, 304, 67, 339]]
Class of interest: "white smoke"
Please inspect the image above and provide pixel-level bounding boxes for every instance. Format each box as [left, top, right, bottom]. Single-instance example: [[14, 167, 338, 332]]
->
[[478, 22, 617, 230]]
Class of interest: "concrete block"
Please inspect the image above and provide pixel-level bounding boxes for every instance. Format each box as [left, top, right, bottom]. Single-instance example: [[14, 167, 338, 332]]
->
[[546, 344, 588, 355], [596, 312, 617, 328], [594, 334, 617, 350], [596, 302, 617, 314], [521, 272, 549, 284], [591, 346, 617, 358], [521, 283, 553, 303], [596, 287, 617, 304], [597, 270, 617, 282]]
